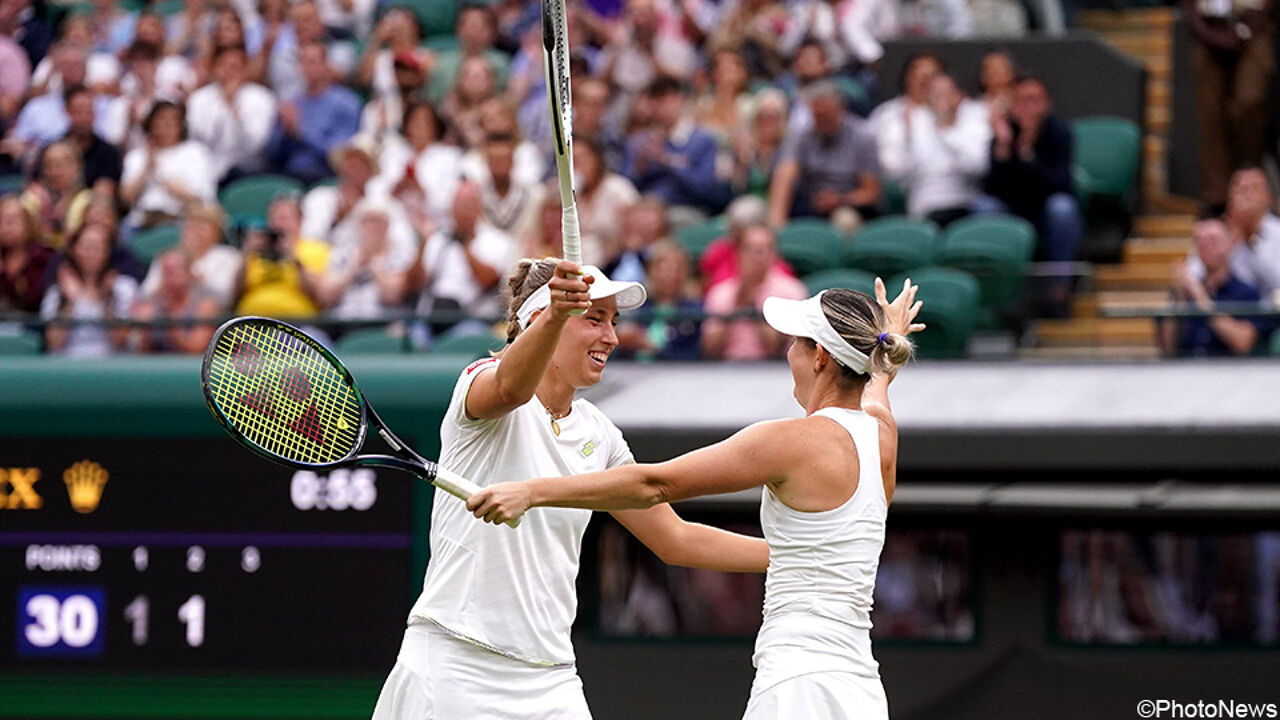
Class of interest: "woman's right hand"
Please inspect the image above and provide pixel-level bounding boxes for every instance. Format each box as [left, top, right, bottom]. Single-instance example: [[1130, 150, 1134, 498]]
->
[[545, 260, 593, 321], [875, 277, 925, 337]]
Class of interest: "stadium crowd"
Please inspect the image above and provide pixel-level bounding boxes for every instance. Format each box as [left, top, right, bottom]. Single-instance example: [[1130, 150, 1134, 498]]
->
[[0, 0, 1271, 359]]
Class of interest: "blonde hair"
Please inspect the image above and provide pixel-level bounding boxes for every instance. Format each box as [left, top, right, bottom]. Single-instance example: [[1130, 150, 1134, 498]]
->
[[816, 288, 913, 382], [503, 257, 559, 341]]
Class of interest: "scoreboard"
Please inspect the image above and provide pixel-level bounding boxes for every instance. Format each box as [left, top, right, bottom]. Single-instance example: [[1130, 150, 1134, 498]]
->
[[0, 437, 414, 673]]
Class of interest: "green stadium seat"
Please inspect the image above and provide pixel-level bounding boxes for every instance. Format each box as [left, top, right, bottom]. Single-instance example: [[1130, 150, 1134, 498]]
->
[[888, 267, 981, 359], [0, 174, 23, 195], [336, 328, 409, 354], [676, 216, 728, 263], [421, 35, 460, 53], [801, 268, 878, 298], [395, 0, 457, 39], [219, 175, 303, 221], [936, 215, 1036, 326], [0, 332, 41, 355], [1269, 329, 1280, 356], [776, 219, 846, 276], [844, 216, 938, 278], [1072, 116, 1141, 200], [430, 332, 504, 360], [129, 224, 182, 264], [881, 178, 908, 216]]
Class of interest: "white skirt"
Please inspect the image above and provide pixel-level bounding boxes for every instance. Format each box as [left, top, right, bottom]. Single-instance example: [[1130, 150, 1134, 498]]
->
[[742, 670, 889, 720], [371, 624, 592, 720]]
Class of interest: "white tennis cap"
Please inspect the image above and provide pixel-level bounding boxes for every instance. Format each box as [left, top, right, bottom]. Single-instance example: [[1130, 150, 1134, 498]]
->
[[762, 291, 870, 374], [517, 264, 647, 328]]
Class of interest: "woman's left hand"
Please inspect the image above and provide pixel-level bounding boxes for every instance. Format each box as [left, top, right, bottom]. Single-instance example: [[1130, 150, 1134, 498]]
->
[[466, 482, 534, 526], [875, 276, 926, 337]]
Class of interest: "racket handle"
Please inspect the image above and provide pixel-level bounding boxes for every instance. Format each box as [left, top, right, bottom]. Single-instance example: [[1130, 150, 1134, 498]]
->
[[433, 465, 522, 529], [562, 204, 586, 316]]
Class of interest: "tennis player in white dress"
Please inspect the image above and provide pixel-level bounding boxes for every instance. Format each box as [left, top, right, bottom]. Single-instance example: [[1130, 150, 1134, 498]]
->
[[467, 278, 925, 720], [371, 258, 769, 720]]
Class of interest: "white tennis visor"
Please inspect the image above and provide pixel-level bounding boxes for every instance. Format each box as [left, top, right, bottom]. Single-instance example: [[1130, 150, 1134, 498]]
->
[[762, 292, 870, 374], [517, 265, 648, 328]]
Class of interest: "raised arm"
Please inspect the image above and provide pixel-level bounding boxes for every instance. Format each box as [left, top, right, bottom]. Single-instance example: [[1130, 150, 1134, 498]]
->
[[464, 261, 591, 420]]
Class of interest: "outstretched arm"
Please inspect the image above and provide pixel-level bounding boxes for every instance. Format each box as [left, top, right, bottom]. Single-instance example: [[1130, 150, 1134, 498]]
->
[[612, 504, 769, 573], [467, 420, 798, 524]]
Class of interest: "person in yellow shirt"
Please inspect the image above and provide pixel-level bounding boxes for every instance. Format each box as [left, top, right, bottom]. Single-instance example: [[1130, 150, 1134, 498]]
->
[[234, 192, 328, 318]]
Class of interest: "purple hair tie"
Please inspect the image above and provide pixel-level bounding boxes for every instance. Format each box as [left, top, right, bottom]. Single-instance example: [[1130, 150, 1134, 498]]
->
[[877, 333, 889, 347]]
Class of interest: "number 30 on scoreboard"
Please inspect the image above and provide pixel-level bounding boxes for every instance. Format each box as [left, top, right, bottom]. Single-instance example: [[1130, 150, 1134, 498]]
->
[[16, 586, 105, 658]]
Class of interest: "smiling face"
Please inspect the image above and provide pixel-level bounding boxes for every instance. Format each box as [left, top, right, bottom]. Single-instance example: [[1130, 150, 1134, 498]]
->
[[547, 295, 621, 389]]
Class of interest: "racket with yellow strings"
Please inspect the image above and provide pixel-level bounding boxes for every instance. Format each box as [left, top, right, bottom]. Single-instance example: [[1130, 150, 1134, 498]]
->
[[200, 317, 519, 527]]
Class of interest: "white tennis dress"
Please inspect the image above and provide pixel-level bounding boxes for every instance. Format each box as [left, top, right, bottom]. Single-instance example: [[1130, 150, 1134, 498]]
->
[[372, 357, 634, 720], [742, 407, 890, 720]]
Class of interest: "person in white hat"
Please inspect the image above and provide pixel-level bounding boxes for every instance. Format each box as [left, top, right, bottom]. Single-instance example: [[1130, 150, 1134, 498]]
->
[[372, 258, 770, 720], [465, 278, 926, 720]]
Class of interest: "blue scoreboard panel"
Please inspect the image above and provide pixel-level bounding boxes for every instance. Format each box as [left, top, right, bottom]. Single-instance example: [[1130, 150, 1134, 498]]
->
[[0, 438, 413, 672]]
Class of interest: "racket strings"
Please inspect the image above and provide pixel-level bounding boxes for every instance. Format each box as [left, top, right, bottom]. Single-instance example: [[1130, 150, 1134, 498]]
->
[[206, 322, 361, 464]]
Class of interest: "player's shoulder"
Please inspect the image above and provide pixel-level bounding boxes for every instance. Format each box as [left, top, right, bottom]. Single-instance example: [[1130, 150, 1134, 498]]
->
[[461, 356, 500, 379]]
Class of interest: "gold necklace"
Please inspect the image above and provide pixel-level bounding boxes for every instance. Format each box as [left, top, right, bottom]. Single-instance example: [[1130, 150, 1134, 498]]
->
[[544, 404, 570, 436]]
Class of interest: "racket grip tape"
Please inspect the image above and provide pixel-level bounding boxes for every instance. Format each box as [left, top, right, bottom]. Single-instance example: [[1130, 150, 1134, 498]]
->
[[562, 204, 586, 316], [433, 465, 522, 529]]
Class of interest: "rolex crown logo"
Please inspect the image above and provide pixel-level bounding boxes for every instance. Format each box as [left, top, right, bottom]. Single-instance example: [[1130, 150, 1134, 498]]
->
[[63, 461, 108, 514]]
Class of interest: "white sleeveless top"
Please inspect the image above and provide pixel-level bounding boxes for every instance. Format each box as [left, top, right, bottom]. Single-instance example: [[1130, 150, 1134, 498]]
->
[[751, 407, 888, 691], [408, 358, 634, 667]]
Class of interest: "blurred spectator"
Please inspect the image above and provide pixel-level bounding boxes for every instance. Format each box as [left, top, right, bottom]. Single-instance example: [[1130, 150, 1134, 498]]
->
[[623, 76, 730, 225], [572, 76, 626, 172], [779, 0, 849, 70], [0, 14, 30, 134], [0, 0, 52, 71], [970, 0, 1029, 36], [409, 179, 515, 332], [166, 0, 219, 59], [600, 0, 700, 95], [701, 223, 805, 360], [705, 0, 789, 79], [732, 88, 788, 198], [617, 238, 702, 361], [769, 80, 881, 227], [0, 194, 53, 313], [106, 39, 198, 150], [870, 52, 943, 151], [302, 134, 418, 258], [777, 40, 836, 137], [140, 203, 240, 307], [130, 250, 222, 354], [264, 0, 357, 103], [701, 194, 794, 290], [11, 45, 93, 150], [86, 0, 138, 56], [605, 197, 669, 283], [1188, 166, 1280, 299], [977, 50, 1017, 118], [1160, 217, 1263, 357], [898, 0, 975, 38], [30, 18, 120, 98], [78, 195, 145, 282], [521, 185, 570, 260], [191, 8, 260, 81], [374, 101, 462, 232], [468, 129, 544, 246], [837, 0, 900, 69], [353, 7, 426, 103], [693, 49, 753, 146], [120, 101, 217, 231], [879, 73, 990, 226], [21, 141, 91, 248], [358, 41, 429, 142], [315, 0, 375, 40], [187, 44, 277, 182], [48, 84, 121, 198], [429, 4, 510, 103], [234, 192, 328, 317], [977, 74, 1081, 313], [577, 136, 640, 267], [460, 97, 547, 190], [268, 39, 361, 184], [40, 221, 137, 357], [315, 196, 412, 319], [1185, 0, 1275, 210], [442, 56, 499, 150]]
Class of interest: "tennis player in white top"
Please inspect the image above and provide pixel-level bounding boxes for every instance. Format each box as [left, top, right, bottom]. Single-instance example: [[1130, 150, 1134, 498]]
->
[[467, 278, 924, 720], [371, 258, 770, 720]]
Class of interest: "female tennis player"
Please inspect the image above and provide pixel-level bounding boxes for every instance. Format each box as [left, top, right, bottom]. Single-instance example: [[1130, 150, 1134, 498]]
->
[[466, 278, 924, 720], [372, 258, 769, 720]]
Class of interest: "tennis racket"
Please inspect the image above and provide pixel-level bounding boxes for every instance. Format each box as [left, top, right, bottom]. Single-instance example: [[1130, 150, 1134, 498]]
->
[[200, 317, 519, 528], [541, 0, 582, 269]]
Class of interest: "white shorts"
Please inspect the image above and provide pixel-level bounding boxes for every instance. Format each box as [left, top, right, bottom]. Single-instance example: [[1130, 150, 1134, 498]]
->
[[370, 624, 592, 720], [742, 671, 889, 720]]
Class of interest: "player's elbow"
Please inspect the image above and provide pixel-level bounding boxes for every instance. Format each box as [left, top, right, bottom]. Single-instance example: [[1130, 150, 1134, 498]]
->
[[636, 473, 673, 509]]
